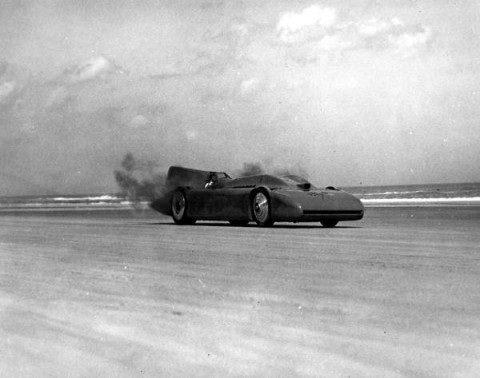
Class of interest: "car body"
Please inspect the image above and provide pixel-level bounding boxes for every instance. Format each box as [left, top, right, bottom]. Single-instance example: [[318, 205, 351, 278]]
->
[[150, 166, 364, 227]]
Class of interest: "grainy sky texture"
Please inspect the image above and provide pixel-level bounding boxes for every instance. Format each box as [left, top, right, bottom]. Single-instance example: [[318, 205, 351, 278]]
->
[[1, 0, 479, 195]]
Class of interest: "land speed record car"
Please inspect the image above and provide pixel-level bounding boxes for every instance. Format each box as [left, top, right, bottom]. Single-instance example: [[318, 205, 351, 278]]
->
[[150, 166, 364, 227]]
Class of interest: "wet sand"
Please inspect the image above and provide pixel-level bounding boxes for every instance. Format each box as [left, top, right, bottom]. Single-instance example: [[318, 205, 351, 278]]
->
[[1, 207, 479, 377]]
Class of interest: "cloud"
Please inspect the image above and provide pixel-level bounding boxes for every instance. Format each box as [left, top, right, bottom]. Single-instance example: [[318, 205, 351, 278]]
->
[[0, 81, 16, 103], [185, 129, 197, 140], [389, 25, 432, 56], [0, 61, 20, 105], [276, 5, 432, 60], [128, 114, 149, 128], [357, 18, 395, 37], [355, 18, 432, 54], [240, 77, 260, 96], [277, 5, 337, 43], [62, 56, 123, 84]]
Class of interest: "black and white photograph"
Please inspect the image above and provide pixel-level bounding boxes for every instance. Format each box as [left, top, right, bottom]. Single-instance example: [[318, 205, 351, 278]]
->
[[1, 1, 479, 376]]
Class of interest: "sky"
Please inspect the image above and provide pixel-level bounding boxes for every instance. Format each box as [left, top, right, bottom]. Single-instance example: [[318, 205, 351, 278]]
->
[[1, 0, 479, 195]]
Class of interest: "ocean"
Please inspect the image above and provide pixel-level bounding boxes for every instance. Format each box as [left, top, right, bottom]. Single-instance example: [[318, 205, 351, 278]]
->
[[1, 182, 480, 210], [0, 194, 130, 210], [346, 182, 480, 206]]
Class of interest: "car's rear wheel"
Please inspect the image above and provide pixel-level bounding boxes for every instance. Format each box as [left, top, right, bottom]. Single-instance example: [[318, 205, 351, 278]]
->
[[321, 220, 338, 228], [171, 190, 195, 225], [252, 191, 274, 227]]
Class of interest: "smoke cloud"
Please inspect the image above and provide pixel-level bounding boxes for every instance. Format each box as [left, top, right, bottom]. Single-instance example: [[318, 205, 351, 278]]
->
[[114, 153, 166, 201], [236, 162, 265, 177], [235, 161, 309, 179]]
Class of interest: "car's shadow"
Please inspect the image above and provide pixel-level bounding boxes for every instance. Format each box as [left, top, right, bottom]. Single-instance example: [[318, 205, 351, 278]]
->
[[147, 221, 362, 229]]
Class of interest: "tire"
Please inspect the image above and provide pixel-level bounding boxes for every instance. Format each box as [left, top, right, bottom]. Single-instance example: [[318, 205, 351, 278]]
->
[[251, 190, 274, 227], [321, 220, 338, 228], [229, 220, 249, 227], [171, 190, 195, 225]]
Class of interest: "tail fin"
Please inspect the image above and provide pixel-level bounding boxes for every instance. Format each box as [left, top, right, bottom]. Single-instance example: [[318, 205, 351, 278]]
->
[[166, 166, 214, 190]]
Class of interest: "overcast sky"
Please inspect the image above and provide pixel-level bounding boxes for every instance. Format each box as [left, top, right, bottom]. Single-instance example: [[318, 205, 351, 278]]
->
[[1, 0, 479, 195]]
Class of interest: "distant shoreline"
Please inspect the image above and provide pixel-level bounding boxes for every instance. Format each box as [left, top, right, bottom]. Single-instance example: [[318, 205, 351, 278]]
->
[[1, 201, 480, 212], [361, 198, 480, 207]]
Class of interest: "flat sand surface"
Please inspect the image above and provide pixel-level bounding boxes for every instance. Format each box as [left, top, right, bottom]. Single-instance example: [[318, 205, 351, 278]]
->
[[1, 207, 479, 377]]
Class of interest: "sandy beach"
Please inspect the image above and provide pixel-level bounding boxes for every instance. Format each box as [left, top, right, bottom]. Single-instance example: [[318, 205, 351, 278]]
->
[[1, 206, 479, 377]]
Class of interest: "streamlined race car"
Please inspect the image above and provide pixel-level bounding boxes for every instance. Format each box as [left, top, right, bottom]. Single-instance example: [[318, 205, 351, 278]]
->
[[150, 166, 364, 227]]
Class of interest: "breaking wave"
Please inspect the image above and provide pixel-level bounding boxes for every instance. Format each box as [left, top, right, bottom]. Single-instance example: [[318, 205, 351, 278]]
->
[[361, 197, 480, 206]]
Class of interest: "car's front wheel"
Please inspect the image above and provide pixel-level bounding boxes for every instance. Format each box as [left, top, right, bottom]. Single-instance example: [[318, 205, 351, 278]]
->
[[171, 190, 196, 225], [252, 190, 274, 227]]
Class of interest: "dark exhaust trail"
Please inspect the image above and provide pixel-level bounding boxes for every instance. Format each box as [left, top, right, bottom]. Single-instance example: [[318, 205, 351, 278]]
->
[[114, 153, 166, 202], [236, 162, 265, 177]]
